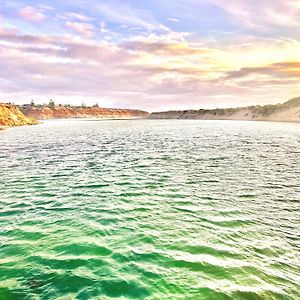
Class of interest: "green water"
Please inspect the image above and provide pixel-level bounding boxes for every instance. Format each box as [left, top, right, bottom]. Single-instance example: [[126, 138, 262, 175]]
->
[[0, 120, 299, 300]]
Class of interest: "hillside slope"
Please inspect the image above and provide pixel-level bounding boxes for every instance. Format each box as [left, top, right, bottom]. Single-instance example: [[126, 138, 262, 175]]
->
[[0, 103, 38, 128], [21, 106, 149, 120], [149, 97, 300, 122]]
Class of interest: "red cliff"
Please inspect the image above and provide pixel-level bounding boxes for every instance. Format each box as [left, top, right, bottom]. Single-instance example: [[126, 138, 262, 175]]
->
[[20, 105, 149, 120]]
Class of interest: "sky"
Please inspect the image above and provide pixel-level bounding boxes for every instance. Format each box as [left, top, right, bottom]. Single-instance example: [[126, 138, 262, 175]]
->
[[0, 0, 300, 111]]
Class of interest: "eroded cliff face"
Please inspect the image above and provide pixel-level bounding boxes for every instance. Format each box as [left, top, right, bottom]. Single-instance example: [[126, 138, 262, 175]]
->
[[149, 97, 300, 123], [21, 106, 149, 120], [0, 103, 38, 128]]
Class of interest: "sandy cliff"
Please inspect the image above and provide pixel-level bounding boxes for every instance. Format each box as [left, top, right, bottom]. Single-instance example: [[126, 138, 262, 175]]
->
[[149, 97, 300, 122], [0, 103, 38, 128], [21, 106, 149, 120]]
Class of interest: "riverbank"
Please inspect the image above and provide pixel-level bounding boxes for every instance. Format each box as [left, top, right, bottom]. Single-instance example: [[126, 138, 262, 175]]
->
[[2, 96, 300, 128], [0, 103, 38, 129], [149, 97, 300, 123], [0, 102, 150, 129], [20, 105, 149, 120]]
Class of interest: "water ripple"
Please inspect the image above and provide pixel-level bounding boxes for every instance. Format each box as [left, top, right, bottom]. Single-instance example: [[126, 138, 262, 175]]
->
[[0, 119, 299, 299]]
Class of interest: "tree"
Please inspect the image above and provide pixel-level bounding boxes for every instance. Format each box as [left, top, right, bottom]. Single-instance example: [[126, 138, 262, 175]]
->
[[49, 99, 55, 107], [93, 103, 99, 107], [30, 100, 35, 107]]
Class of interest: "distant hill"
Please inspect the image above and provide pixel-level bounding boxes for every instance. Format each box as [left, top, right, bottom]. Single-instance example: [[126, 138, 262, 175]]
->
[[149, 97, 300, 122], [20, 105, 149, 120]]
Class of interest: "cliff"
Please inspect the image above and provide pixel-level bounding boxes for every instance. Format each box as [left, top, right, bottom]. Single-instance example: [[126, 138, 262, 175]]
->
[[149, 97, 300, 123], [20, 105, 149, 120], [0, 103, 38, 128]]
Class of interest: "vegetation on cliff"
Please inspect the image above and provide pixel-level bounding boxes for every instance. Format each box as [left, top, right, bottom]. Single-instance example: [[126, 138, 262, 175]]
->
[[0, 103, 38, 128]]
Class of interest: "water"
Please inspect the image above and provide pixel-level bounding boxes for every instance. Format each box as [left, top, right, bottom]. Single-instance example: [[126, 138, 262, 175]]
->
[[0, 119, 299, 300]]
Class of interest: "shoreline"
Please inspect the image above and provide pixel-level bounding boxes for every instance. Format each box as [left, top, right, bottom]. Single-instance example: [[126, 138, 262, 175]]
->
[[148, 97, 300, 123], [147, 117, 300, 124], [1, 96, 300, 128], [26, 116, 300, 124], [2, 116, 300, 130], [39, 116, 147, 121]]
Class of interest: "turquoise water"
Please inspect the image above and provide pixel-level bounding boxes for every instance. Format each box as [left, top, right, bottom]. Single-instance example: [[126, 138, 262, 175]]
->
[[0, 119, 299, 300]]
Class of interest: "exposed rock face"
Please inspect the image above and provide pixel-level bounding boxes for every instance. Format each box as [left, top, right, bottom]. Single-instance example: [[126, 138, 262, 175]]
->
[[149, 97, 300, 123], [0, 103, 38, 128], [21, 105, 149, 120]]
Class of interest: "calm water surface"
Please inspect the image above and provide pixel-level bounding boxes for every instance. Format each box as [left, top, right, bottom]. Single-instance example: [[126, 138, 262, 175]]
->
[[0, 120, 299, 299]]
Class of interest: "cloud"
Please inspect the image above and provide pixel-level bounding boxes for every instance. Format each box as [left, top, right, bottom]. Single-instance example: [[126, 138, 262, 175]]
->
[[37, 4, 54, 11], [17, 6, 46, 23], [65, 21, 95, 38], [211, 0, 300, 32], [167, 18, 179, 23], [226, 62, 300, 80], [59, 12, 93, 21], [84, 0, 168, 31], [100, 21, 108, 33], [1, 0, 300, 111], [123, 41, 206, 56]]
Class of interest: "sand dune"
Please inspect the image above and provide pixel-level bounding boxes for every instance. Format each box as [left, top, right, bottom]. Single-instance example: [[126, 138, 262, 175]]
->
[[149, 97, 300, 123]]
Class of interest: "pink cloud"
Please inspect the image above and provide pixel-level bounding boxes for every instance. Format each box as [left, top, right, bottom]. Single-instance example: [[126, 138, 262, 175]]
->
[[122, 41, 206, 56], [65, 21, 95, 38], [17, 6, 46, 23], [0, 27, 300, 110]]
